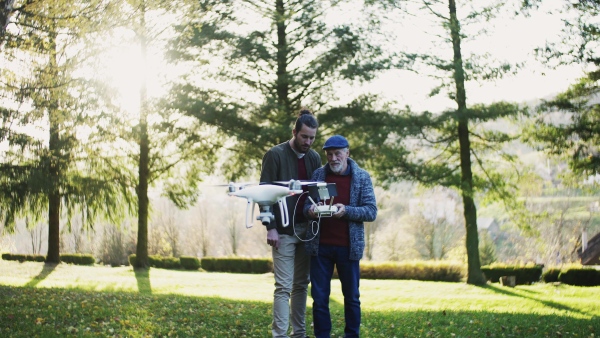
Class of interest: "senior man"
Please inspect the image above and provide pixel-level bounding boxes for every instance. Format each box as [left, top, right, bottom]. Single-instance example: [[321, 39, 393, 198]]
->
[[304, 135, 377, 338]]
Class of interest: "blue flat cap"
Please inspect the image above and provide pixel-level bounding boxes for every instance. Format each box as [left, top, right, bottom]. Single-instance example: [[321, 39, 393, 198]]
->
[[323, 135, 349, 150]]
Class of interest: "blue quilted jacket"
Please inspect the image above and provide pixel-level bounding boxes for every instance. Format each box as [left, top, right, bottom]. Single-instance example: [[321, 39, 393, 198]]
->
[[303, 158, 377, 260]]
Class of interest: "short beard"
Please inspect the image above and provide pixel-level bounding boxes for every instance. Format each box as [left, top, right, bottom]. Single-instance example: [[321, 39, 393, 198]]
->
[[293, 138, 308, 153], [329, 163, 343, 174]]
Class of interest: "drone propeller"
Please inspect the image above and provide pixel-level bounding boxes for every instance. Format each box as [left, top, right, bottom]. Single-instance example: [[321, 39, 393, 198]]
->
[[272, 180, 321, 186], [211, 182, 256, 188]]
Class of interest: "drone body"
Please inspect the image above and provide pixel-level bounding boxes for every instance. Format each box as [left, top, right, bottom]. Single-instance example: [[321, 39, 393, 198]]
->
[[228, 182, 303, 228], [227, 180, 338, 228]]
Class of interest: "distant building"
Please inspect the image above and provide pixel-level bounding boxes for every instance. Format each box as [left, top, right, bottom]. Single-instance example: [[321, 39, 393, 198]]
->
[[477, 217, 499, 240], [579, 232, 600, 266]]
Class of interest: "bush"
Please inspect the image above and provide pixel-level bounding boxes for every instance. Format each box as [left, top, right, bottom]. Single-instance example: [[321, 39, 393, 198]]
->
[[128, 254, 137, 267], [2, 253, 46, 262], [559, 268, 600, 286], [128, 254, 182, 270], [481, 263, 543, 285], [98, 224, 135, 267], [201, 257, 273, 274], [149, 255, 181, 269], [359, 261, 465, 282], [180, 256, 200, 270], [542, 268, 561, 283], [60, 254, 95, 265]]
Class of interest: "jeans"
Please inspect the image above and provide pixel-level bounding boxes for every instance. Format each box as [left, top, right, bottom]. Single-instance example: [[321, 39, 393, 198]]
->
[[272, 225, 310, 338], [310, 244, 361, 338]]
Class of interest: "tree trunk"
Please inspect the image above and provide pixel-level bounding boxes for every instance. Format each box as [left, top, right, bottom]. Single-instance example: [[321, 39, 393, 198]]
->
[[448, 0, 486, 285], [275, 0, 291, 114], [46, 29, 61, 264], [1, 0, 15, 40], [135, 2, 150, 269]]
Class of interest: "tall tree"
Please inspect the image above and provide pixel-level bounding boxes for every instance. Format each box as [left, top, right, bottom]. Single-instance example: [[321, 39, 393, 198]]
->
[[0, 0, 130, 263], [106, 0, 222, 268], [523, 0, 600, 178], [0, 0, 14, 40], [166, 0, 391, 178], [324, 0, 526, 284]]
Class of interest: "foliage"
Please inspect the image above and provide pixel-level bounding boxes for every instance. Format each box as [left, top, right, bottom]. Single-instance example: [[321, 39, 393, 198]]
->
[[59, 254, 95, 266], [128, 254, 182, 270], [559, 268, 600, 287], [179, 256, 200, 270], [0, 0, 133, 264], [358, 260, 464, 282], [1, 253, 45, 262], [1, 261, 599, 337], [523, 1, 600, 180], [326, 0, 530, 285], [524, 74, 600, 177], [542, 268, 562, 283], [200, 257, 273, 274], [99, 224, 135, 267], [3, 253, 95, 265], [481, 263, 543, 285], [166, 0, 392, 178], [478, 231, 498, 266]]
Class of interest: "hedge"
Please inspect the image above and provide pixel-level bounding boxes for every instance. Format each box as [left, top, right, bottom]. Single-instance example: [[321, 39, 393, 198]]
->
[[358, 261, 464, 282], [128, 254, 182, 269], [481, 264, 543, 285], [60, 254, 95, 265], [2, 253, 96, 265], [542, 268, 561, 283], [2, 253, 46, 262], [201, 257, 273, 274], [180, 256, 201, 270], [559, 268, 600, 286]]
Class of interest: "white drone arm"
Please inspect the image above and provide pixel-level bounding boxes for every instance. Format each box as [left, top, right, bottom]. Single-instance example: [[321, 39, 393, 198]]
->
[[278, 197, 289, 227], [245, 198, 255, 229]]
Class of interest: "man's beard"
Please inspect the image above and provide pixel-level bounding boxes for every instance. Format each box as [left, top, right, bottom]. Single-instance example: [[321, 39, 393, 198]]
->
[[294, 138, 309, 153], [329, 162, 343, 174]]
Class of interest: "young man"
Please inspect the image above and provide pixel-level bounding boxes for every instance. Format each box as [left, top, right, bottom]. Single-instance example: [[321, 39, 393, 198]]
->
[[260, 110, 321, 338], [304, 135, 377, 338]]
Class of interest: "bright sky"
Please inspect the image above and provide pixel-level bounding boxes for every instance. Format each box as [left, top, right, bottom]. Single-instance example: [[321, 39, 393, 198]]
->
[[98, 1, 586, 117], [332, 1, 586, 112]]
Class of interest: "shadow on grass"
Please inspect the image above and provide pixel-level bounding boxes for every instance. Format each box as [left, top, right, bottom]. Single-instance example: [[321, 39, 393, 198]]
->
[[481, 283, 588, 316], [134, 268, 152, 294], [0, 284, 596, 338], [360, 308, 599, 338], [24, 263, 57, 288]]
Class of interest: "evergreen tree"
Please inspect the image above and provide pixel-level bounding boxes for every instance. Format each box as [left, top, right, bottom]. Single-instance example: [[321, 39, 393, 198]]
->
[[166, 0, 391, 178], [523, 0, 600, 177], [106, 0, 222, 268], [0, 0, 14, 40], [0, 0, 131, 263], [324, 0, 526, 284]]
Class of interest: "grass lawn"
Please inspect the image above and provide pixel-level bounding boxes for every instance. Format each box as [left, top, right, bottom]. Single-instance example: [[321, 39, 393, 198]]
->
[[0, 260, 598, 337]]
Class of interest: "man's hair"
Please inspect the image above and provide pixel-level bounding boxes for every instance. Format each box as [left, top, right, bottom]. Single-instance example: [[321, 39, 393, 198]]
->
[[294, 109, 318, 133]]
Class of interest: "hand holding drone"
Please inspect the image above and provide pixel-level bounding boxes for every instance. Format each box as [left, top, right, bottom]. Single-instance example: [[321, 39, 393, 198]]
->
[[227, 180, 337, 228], [227, 181, 302, 228]]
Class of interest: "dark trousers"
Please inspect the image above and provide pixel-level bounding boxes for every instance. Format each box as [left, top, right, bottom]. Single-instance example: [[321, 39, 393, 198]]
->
[[310, 244, 361, 338]]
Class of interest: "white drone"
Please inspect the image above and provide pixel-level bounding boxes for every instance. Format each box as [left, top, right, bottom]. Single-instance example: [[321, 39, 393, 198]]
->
[[227, 180, 338, 228]]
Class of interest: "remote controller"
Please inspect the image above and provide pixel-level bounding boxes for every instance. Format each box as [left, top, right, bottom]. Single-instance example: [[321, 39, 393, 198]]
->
[[315, 205, 338, 217]]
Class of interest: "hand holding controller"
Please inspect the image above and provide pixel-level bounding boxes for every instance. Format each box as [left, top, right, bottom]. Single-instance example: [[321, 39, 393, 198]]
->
[[308, 196, 337, 217], [315, 204, 338, 217]]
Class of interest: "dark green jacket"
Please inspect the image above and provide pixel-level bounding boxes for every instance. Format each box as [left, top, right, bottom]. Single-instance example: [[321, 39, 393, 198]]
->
[[260, 141, 321, 235]]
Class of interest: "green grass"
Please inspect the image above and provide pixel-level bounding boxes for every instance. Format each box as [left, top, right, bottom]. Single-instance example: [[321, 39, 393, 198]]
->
[[0, 260, 599, 337]]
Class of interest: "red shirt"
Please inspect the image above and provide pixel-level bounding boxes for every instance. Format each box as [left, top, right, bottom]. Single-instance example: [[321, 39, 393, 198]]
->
[[319, 171, 351, 246]]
